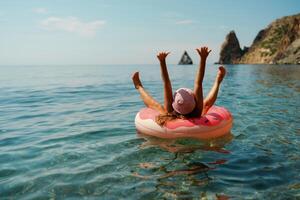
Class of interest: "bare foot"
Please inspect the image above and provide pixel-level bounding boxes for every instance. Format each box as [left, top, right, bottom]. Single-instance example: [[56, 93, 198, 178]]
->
[[217, 66, 226, 83], [132, 71, 143, 89]]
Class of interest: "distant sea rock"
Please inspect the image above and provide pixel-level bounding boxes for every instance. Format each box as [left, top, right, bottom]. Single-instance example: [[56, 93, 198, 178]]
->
[[218, 13, 300, 64], [178, 51, 193, 65]]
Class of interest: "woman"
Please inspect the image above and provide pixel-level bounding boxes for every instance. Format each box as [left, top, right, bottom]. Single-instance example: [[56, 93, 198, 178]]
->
[[132, 47, 226, 126]]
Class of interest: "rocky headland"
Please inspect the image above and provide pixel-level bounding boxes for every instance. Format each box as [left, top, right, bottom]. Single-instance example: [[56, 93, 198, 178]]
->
[[218, 13, 300, 64]]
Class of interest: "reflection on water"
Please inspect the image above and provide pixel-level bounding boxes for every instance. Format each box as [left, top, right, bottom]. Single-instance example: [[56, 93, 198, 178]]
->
[[255, 65, 300, 93], [131, 134, 233, 198], [138, 133, 233, 154]]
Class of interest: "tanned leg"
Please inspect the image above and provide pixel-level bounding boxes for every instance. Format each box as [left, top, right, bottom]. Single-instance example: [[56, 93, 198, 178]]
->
[[202, 66, 226, 115], [194, 47, 211, 116], [157, 52, 173, 113], [132, 72, 166, 114]]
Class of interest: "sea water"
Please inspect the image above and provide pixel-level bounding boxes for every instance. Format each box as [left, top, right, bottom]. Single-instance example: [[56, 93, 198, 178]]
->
[[0, 64, 299, 199]]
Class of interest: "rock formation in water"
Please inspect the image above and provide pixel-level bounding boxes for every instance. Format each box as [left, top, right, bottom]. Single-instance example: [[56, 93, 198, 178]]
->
[[178, 51, 193, 65], [218, 31, 247, 64], [218, 13, 300, 64]]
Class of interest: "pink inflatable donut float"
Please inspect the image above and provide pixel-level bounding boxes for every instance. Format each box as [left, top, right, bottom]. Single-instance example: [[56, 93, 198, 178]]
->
[[135, 106, 233, 139]]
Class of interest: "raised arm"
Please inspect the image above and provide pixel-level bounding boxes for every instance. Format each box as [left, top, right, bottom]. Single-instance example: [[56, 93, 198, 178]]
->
[[194, 47, 211, 115], [157, 52, 174, 113]]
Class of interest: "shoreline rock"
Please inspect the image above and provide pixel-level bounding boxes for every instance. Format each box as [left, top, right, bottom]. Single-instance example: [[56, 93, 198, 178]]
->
[[218, 31, 247, 64]]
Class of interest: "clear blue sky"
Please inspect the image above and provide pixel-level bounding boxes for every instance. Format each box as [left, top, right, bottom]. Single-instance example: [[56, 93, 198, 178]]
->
[[0, 0, 299, 65]]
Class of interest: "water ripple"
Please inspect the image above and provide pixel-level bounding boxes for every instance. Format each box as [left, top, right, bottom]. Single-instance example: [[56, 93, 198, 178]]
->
[[0, 65, 299, 199]]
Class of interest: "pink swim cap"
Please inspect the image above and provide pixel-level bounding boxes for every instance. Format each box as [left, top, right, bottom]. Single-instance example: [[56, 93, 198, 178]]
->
[[172, 88, 196, 115]]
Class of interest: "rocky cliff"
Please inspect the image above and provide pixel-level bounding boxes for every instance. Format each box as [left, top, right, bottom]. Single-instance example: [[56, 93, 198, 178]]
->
[[218, 31, 247, 64], [218, 13, 300, 64], [178, 51, 193, 65]]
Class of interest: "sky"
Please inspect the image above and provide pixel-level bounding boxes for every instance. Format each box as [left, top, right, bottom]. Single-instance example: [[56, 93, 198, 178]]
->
[[0, 0, 299, 65]]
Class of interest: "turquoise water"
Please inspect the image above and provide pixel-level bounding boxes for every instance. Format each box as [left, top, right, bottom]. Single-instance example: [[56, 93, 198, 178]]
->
[[0, 64, 299, 199]]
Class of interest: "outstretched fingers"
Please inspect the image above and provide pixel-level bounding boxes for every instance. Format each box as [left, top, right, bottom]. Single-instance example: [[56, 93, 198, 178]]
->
[[157, 51, 171, 61], [196, 46, 211, 58]]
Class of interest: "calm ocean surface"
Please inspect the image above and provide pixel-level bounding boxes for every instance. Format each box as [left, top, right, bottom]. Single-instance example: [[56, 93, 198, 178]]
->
[[0, 64, 299, 199]]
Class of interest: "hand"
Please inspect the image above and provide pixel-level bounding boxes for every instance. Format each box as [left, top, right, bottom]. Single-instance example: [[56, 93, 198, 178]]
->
[[196, 47, 211, 58], [157, 52, 170, 62]]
